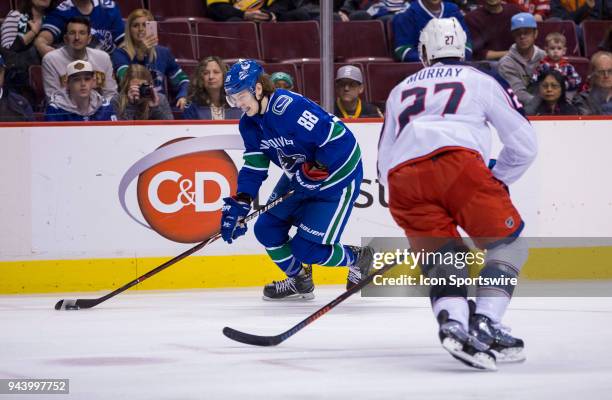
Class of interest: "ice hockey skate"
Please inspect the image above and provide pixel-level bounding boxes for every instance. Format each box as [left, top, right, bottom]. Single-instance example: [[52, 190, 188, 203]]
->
[[470, 313, 526, 362], [263, 264, 315, 301], [437, 310, 497, 371], [345, 246, 374, 290]]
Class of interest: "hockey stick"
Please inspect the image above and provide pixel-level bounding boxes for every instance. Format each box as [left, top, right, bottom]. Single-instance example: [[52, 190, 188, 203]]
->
[[54, 191, 294, 311], [222, 260, 399, 346]]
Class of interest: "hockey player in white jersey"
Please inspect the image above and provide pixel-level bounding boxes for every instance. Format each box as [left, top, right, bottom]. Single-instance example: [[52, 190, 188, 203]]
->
[[378, 18, 537, 370]]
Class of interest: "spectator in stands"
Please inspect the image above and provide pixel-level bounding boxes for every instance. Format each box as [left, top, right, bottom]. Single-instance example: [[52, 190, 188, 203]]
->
[[573, 51, 612, 115], [550, 0, 610, 22], [35, 0, 125, 57], [499, 12, 545, 107], [206, 0, 310, 22], [466, 0, 523, 61], [506, 0, 550, 21], [393, 0, 473, 62], [111, 64, 173, 120], [333, 65, 382, 119], [42, 16, 117, 101], [338, 0, 409, 22], [0, 54, 34, 122], [526, 69, 580, 114], [1, 0, 57, 104], [45, 59, 116, 121], [531, 32, 581, 93], [182, 56, 241, 120], [112, 9, 189, 111], [270, 71, 295, 90]]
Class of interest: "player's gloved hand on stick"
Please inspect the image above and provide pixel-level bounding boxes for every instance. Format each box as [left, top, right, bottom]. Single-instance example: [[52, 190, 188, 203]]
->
[[220, 194, 252, 244], [290, 162, 329, 196]]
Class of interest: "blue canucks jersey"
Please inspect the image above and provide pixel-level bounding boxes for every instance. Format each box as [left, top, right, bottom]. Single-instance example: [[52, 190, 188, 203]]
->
[[42, 0, 125, 54], [393, 0, 472, 62], [44, 100, 117, 121], [237, 89, 363, 199]]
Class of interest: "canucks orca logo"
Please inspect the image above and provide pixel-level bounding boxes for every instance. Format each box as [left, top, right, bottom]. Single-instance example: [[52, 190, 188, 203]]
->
[[277, 148, 305, 173]]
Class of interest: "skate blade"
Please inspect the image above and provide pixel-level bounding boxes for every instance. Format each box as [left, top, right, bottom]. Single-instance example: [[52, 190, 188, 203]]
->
[[442, 338, 497, 371], [262, 292, 315, 301], [495, 347, 526, 363]]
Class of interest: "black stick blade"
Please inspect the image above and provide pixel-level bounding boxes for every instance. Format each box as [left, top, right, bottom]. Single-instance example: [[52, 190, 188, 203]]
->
[[222, 327, 283, 347], [54, 299, 80, 310], [74, 299, 101, 309], [54, 298, 100, 310]]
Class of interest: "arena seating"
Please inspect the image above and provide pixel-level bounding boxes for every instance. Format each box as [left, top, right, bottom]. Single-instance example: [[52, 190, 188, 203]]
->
[[114, 0, 145, 14], [196, 21, 260, 60], [566, 56, 591, 86], [333, 20, 393, 62], [148, 0, 207, 19], [260, 21, 320, 63], [366, 62, 423, 106], [158, 19, 197, 60], [6, 0, 610, 117], [582, 20, 612, 59], [0, 2, 12, 17], [28, 65, 45, 112]]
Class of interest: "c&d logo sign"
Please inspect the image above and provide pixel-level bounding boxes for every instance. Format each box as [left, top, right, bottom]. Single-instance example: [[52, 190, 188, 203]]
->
[[119, 135, 245, 243]]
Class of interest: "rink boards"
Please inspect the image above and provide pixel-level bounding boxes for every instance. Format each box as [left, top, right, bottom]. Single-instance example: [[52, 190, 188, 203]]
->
[[1, 118, 611, 293]]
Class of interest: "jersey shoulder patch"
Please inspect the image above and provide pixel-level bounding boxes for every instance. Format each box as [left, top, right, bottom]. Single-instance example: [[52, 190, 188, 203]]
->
[[271, 94, 293, 116], [100, 0, 117, 8], [57, 1, 74, 12]]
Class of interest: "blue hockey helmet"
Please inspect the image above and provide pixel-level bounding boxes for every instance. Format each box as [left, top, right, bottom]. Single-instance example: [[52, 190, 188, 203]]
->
[[224, 59, 265, 96]]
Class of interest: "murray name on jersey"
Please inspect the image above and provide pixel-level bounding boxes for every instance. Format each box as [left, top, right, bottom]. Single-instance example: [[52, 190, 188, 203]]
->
[[237, 89, 363, 199], [406, 66, 465, 84]]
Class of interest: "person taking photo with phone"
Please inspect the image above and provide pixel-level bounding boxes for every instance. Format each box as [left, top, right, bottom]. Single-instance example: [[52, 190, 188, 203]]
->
[[111, 8, 189, 111]]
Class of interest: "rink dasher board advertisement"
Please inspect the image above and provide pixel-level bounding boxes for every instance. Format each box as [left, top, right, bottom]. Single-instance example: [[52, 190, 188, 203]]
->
[[1, 119, 611, 293]]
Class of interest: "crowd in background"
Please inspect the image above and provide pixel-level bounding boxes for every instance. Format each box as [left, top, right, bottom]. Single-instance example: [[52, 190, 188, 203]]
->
[[0, 0, 610, 122]]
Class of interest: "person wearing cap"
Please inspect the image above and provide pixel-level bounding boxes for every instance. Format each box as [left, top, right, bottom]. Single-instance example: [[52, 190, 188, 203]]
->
[[498, 12, 545, 107], [0, 54, 34, 122], [334, 65, 382, 119], [45, 59, 116, 121], [42, 16, 117, 101], [270, 72, 295, 91]]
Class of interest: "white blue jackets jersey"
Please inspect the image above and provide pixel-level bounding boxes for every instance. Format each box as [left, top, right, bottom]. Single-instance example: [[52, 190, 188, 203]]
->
[[378, 61, 537, 187], [237, 89, 363, 199], [42, 0, 125, 53]]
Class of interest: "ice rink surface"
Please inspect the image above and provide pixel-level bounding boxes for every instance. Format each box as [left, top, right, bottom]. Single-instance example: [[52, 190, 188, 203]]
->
[[2, 286, 612, 400]]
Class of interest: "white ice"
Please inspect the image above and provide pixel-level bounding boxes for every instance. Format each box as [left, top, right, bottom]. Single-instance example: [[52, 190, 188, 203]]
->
[[1, 286, 612, 400]]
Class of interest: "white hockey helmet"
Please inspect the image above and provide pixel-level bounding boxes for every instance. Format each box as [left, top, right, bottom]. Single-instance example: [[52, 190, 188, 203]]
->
[[418, 17, 467, 66]]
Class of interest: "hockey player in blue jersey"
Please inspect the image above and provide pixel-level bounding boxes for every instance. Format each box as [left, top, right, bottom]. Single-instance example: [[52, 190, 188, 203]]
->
[[220, 59, 374, 300]]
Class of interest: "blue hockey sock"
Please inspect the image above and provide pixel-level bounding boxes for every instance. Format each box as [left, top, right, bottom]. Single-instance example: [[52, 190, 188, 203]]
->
[[318, 244, 356, 267], [265, 242, 303, 277]]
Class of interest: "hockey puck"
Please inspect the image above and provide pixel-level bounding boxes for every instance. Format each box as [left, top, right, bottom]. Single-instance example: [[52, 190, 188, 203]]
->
[[54, 300, 64, 310]]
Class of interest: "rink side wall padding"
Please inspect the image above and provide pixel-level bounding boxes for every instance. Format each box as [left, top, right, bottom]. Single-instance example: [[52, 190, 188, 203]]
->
[[1, 118, 611, 294]]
